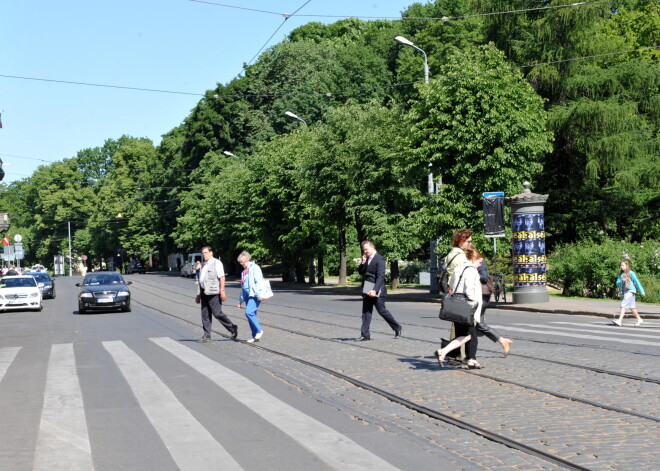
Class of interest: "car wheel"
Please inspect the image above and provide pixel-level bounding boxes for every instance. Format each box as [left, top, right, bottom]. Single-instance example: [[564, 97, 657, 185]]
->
[[78, 304, 87, 314], [121, 305, 131, 312], [37, 304, 43, 311]]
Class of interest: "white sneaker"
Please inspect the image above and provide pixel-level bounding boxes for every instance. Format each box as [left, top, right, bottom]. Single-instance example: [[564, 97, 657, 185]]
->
[[635, 319, 644, 327], [247, 338, 255, 343], [612, 319, 622, 326], [255, 331, 263, 340]]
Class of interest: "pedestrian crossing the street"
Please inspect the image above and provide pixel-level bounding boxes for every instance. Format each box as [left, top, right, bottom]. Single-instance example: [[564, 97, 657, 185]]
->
[[0, 339, 400, 471], [491, 321, 660, 347]]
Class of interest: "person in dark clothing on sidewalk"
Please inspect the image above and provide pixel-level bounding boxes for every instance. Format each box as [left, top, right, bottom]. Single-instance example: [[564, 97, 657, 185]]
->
[[356, 240, 402, 341], [477, 256, 513, 356]]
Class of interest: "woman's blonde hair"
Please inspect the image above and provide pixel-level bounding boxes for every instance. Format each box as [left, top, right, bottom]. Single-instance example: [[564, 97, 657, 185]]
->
[[465, 247, 483, 261], [237, 251, 252, 263]]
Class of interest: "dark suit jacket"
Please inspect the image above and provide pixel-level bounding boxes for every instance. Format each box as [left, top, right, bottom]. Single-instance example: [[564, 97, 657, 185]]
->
[[358, 252, 387, 296]]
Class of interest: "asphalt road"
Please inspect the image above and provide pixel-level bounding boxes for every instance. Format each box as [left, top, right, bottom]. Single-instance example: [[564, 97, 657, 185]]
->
[[0, 273, 657, 470]]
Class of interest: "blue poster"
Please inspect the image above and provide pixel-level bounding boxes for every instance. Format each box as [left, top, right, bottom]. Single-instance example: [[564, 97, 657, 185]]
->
[[512, 213, 547, 287]]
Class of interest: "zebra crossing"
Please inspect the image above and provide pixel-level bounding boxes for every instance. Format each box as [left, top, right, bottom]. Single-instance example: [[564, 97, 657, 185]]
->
[[0, 338, 400, 471], [490, 320, 660, 347]]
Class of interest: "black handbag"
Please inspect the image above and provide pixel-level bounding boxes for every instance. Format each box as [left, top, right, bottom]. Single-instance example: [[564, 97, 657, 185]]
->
[[439, 267, 477, 325]]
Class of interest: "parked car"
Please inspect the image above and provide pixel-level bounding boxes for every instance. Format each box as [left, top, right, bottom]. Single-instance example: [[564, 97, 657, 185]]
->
[[0, 275, 43, 311], [180, 253, 202, 278], [128, 260, 146, 274], [27, 271, 56, 299], [76, 272, 132, 313]]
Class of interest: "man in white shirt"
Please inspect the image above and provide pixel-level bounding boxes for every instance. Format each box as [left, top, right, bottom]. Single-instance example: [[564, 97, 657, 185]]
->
[[195, 246, 238, 342]]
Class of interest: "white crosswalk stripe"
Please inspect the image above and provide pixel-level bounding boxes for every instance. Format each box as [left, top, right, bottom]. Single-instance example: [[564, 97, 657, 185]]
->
[[490, 324, 660, 347], [151, 336, 401, 471], [0, 346, 20, 383], [34, 343, 93, 471], [102, 340, 243, 471]]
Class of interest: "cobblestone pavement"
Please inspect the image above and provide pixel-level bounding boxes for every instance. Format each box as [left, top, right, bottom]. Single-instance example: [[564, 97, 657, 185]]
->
[[132, 275, 660, 471]]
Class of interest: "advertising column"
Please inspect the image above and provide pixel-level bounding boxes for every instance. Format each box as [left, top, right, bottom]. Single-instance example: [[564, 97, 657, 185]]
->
[[505, 182, 549, 304]]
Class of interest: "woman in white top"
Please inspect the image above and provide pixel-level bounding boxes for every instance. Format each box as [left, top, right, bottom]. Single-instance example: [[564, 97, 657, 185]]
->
[[435, 247, 484, 369]]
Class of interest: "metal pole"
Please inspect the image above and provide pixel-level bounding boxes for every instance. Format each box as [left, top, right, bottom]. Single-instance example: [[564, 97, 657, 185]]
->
[[68, 221, 72, 276]]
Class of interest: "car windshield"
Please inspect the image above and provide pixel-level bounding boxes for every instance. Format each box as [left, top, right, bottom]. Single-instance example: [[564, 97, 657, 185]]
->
[[1, 277, 37, 288], [29, 273, 51, 282], [83, 274, 125, 286]]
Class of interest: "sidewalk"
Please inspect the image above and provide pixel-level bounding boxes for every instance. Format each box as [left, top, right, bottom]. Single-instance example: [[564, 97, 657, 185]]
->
[[274, 278, 660, 320]]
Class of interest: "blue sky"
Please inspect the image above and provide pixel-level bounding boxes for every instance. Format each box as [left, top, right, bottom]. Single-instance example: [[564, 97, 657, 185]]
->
[[1, 1, 415, 183]]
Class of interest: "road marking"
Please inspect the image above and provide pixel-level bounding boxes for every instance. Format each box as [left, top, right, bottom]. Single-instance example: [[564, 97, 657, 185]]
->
[[102, 340, 242, 471], [0, 346, 20, 383], [512, 323, 660, 339], [151, 337, 401, 471], [490, 325, 660, 347], [34, 344, 93, 471]]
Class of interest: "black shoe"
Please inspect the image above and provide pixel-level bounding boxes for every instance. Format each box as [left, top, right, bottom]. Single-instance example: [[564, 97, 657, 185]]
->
[[357, 336, 370, 341], [231, 326, 238, 341], [394, 327, 403, 339], [197, 336, 210, 343]]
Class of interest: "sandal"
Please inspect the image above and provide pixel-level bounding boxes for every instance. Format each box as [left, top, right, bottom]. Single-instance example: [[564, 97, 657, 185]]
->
[[434, 350, 445, 368], [466, 360, 484, 369]]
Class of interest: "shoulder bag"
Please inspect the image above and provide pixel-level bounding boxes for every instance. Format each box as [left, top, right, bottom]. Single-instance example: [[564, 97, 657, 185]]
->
[[260, 279, 274, 299], [439, 267, 477, 325]]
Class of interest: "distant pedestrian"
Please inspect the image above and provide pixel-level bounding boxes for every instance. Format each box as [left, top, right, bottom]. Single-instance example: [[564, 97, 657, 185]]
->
[[237, 251, 265, 343], [6, 265, 18, 276], [613, 260, 645, 327], [195, 246, 238, 342], [435, 247, 484, 369], [357, 240, 402, 341], [476, 253, 513, 356]]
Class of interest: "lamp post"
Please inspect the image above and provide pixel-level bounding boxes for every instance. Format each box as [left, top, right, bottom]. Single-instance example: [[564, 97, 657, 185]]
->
[[395, 35, 438, 293], [285, 111, 307, 126]]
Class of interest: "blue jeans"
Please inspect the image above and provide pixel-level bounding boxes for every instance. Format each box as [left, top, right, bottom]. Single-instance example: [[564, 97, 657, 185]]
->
[[242, 290, 262, 338]]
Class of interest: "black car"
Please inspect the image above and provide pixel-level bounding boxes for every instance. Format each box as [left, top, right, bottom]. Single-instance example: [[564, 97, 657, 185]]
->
[[27, 271, 56, 299], [128, 260, 146, 274], [76, 272, 132, 313]]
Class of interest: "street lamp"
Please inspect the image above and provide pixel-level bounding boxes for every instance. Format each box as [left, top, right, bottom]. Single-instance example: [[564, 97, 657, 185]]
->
[[284, 111, 307, 126], [395, 35, 438, 293], [395, 36, 429, 85]]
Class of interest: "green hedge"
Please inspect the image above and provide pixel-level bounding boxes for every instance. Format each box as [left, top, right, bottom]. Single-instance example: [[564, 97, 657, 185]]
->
[[547, 239, 660, 303]]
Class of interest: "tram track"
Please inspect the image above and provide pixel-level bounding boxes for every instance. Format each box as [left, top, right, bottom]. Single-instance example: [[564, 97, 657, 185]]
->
[[131, 277, 660, 385], [128, 276, 660, 470]]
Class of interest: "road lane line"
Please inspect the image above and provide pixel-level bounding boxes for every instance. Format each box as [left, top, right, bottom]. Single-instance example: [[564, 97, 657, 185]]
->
[[151, 336, 401, 471], [34, 344, 93, 471], [102, 340, 242, 471], [0, 346, 20, 383], [513, 323, 660, 339], [490, 325, 660, 347]]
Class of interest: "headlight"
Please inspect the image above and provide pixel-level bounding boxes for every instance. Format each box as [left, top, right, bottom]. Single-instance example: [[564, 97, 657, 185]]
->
[[30, 292, 40, 298], [116, 291, 130, 297], [80, 292, 94, 298]]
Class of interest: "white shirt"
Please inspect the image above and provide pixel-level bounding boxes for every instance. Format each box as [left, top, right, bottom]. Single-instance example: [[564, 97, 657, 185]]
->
[[199, 257, 225, 290], [367, 251, 376, 265], [449, 263, 482, 323]]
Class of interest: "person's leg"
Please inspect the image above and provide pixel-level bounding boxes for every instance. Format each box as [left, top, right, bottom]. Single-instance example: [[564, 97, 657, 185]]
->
[[360, 296, 375, 339], [374, 296, 401, 333], [209, 295, 237, 334], [200, 294, 213, 338], [631, 308, 643, 325], [245, 297, 263, 338]]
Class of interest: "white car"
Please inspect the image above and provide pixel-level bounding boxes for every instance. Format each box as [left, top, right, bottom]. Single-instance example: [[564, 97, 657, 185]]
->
[[0, 275, 43, 311]]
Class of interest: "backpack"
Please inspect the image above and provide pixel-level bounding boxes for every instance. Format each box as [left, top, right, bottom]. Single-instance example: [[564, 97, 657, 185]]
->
[[437, 254, 460, 295]]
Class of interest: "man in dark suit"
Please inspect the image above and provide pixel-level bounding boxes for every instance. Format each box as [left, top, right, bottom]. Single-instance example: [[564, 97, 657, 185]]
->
[[357, 240, 402, 341]]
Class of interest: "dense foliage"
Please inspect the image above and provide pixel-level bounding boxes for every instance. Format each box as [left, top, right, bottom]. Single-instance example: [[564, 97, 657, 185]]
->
[[0, 0, 657, 289]]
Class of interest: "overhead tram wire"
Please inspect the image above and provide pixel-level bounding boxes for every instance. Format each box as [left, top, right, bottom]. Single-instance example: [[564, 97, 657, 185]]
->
[[189, 0, 660, 21], [1, 46, 655, 103], [242, 0, 313, 69]]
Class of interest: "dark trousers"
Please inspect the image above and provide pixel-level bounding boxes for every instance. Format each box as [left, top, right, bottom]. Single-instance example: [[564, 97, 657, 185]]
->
[[477, 294, 502, 343], [200, 290, 236, 337], [454, 322, 478, 359], [360, 295, 401, 338]]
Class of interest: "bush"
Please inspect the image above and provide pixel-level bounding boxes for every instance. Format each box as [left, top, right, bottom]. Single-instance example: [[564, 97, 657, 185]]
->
[[548, 238, 660, 303]]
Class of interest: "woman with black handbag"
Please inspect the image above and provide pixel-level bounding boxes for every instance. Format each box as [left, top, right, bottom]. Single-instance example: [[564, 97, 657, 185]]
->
[[435, 248, 484, 369]]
